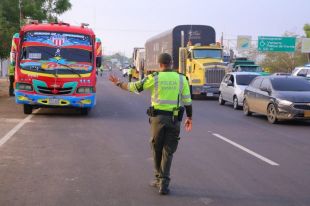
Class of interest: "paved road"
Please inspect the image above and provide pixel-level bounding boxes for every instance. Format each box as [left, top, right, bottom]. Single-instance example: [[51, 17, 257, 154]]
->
[[0, 72, 310, 206]]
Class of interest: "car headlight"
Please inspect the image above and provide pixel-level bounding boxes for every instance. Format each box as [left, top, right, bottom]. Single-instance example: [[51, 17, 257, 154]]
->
[[16, 83, 33, 91], [276, 99, 293, 106], [76, 87, 94, 94]]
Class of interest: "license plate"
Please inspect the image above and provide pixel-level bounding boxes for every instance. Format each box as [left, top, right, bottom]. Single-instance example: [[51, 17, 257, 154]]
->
[[207, 93, 214, 97], [304, 111, 310, 117], [49, 99, 59, 105]]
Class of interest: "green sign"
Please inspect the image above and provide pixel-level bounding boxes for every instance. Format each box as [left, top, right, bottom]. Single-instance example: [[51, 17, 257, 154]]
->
[[258, 36, 296, 52]]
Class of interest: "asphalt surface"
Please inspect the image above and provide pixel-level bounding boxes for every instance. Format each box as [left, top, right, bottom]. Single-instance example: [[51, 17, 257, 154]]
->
[[0, 73, 310, 206]]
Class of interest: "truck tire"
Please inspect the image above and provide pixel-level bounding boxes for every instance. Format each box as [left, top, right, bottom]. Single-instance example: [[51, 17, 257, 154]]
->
[[23, 104, 33, 115], [139, 71, 144, 80]]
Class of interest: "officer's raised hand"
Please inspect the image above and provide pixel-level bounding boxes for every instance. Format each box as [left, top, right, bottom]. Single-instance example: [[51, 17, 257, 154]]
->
[[108, 74, 119, 85]]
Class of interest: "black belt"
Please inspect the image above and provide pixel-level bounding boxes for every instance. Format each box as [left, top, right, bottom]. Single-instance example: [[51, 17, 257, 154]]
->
[[155, 110, 173, 116]]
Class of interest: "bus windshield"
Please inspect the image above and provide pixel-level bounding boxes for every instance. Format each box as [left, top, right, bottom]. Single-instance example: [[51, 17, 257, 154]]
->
[[20, 31, 93, 74], [193, 49, 222, 59]]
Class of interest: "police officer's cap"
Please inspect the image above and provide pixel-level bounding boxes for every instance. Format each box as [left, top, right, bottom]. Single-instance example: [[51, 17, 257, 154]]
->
[[158, 53, 172, 65]]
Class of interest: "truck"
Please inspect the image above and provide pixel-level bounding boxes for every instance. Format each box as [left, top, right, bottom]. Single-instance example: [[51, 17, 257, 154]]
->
[[11, 21, 102, 115], [144, 25, 227, 97], [132, 47, 145, 80], [229, 57, 263, 72]]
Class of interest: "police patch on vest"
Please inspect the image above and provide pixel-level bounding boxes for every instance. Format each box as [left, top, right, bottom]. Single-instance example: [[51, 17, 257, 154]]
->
[[160, 80, 177, 90]]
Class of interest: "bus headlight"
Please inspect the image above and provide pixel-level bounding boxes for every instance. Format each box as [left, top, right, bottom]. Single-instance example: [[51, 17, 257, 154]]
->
[[76, 87, 94, 94], [16, 83, 33, 91]]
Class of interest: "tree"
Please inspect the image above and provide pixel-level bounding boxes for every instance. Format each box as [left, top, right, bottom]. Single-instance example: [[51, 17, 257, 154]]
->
[[304, 24, 310, 38], [0, 0, 72, 59]]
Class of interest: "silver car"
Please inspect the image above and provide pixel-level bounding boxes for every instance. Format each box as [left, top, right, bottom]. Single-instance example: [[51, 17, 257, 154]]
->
[[219, 72, 261, 109]]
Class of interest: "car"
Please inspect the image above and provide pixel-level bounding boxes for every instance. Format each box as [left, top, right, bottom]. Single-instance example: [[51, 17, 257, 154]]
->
[[292, 65, 310, 80], [219, 72, 261, 109], [243, 76, 310, 123]]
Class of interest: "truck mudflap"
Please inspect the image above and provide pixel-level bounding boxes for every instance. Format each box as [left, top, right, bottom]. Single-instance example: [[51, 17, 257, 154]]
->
[[15, 91, 96, 108], [191, 84, 220, 97]]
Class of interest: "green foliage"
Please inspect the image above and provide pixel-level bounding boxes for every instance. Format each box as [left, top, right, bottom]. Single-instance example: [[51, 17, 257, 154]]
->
[[0, 0, 72, 59], [261, 50, 307, 73]]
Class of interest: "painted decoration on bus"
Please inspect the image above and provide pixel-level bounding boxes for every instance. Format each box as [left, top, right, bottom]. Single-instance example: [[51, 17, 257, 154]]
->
[[20, 32, 93, 73], [23, 32, 92, 47]]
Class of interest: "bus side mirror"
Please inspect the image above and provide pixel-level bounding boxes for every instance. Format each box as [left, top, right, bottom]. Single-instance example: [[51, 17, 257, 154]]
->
[[96, 56, 102, 68]]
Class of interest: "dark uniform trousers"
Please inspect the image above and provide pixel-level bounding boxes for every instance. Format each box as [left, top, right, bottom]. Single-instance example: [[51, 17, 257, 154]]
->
[[150, 115, 180, 187], [9, 75, 15, 96], [128, 74, 132, 82]]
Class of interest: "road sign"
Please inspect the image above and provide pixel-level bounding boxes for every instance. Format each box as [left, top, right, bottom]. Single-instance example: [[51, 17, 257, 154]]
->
[[301, 38, 310, 53], [237, 35, 252, 50], [258, 36, 296, 52]]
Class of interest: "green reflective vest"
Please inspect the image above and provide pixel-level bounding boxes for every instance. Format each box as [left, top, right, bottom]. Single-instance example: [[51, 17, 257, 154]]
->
[[128, 68, 133, 75], [128, 71, 192, 111], [9, 64, 15, 76]]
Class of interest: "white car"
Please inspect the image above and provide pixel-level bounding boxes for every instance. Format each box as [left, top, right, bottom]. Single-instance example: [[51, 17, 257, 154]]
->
[[219, 72, 261, 109], [292, 65, 310, 80]]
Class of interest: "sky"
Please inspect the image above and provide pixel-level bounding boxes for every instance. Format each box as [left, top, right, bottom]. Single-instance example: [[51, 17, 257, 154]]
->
[[60, 0, 310, 57]]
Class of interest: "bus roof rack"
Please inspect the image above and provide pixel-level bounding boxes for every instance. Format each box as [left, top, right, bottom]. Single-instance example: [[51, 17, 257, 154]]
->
[[81, 23, 89, 28]]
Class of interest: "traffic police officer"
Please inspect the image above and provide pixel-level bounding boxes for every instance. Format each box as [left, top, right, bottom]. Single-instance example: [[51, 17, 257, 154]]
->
[[109, 53, 193, 195], [9, 33, 19, 97], [128, 65, 133, 82], [8, 64, 15, 96]]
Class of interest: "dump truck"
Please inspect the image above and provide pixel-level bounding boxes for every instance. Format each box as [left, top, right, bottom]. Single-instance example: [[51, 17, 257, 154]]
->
[[228, 57, 269, 75], [144, 25, 227, 97]]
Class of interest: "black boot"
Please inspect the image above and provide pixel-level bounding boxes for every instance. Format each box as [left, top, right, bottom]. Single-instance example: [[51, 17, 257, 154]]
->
[[159, 185, 170, 195]]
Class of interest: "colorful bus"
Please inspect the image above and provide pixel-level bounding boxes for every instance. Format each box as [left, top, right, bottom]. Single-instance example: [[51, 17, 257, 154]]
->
[[12, 22, 102, 115]]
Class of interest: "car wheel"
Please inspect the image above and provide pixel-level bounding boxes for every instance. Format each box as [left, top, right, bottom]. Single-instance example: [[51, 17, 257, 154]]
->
[[243, 99, 252, 116], [23, 104, 33, 115], [267, 103, 278, 124], [233, 96, 241, 110], [219, 93, 225, 105]]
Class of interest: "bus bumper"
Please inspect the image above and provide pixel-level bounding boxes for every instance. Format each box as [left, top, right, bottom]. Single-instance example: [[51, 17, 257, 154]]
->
[[15, 91, 96, 108]]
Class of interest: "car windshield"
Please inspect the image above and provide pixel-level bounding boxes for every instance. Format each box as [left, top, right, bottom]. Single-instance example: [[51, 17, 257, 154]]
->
[[271, 78, 310, 91], [19, 31, 93, 74], [236, 75, 259, 85], [22, 46, 92, 62], [193, 49, 222, 59]]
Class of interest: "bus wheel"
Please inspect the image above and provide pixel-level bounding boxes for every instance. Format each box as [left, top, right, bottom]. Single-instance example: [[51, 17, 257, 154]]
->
[[23, 104, 33, 115], [80, 108, 89, 116]]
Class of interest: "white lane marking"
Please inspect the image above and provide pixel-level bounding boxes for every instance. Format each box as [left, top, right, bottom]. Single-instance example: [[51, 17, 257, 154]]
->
[[0, 110, 39, 147], [212, 132, 280, 166]]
